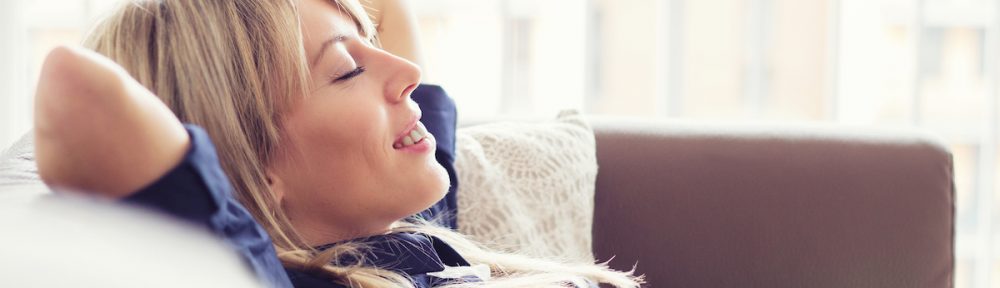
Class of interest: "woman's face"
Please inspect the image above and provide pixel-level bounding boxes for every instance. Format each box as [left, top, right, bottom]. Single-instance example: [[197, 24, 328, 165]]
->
[[269, 0, 449, 243]]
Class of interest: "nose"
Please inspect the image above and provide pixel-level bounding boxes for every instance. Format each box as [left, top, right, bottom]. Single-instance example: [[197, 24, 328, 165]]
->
[[376, 49, 422, 104]]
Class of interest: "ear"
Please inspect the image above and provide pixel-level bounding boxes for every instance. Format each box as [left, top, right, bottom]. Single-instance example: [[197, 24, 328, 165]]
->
[[265, 170, 287, 203]]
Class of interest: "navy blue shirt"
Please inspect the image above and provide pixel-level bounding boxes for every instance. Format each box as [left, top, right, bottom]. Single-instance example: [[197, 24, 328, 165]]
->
[[123, 123, 291, 287], [285, 233, 479, 287], [412, 84, 459, 229], [122, 84, 465, 288]]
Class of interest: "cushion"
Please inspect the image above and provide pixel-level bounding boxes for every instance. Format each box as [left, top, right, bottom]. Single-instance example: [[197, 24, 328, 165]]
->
[[0, 132, 41, 188], [455, 110, 597, 263], [0, 132, 50, 207], [0, 132, 262, 286], [0, 187, 263, 287]]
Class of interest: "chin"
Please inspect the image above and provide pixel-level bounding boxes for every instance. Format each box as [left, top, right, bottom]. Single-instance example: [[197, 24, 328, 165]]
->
[[430, 163, 450, 196], [411, 164, 451, 213]]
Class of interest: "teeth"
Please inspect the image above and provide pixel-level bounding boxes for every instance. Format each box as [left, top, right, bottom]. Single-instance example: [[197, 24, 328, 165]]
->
[[395, 122, 432, 149], [410, 129, 422, 141], [416, 122, 429, 136]]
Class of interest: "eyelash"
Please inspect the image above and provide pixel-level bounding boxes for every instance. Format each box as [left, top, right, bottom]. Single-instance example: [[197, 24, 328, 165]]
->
[[331, 66, 366, 83]]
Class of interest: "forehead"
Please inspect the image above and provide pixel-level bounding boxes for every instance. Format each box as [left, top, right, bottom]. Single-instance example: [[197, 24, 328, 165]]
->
[[299, 0, 360, 58]]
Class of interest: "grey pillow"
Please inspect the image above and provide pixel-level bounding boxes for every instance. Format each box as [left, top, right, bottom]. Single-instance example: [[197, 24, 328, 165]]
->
[[0, 131, 51, 207], [0, 132, 42, 188]]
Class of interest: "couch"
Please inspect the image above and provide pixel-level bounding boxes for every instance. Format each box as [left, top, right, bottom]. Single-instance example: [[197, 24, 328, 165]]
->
[[586, 117, 954, 287], [0, 116, 954, 287]]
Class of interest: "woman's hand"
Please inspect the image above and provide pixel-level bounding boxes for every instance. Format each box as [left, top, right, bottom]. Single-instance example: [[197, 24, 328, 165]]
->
[[34, 46, 190, 198]]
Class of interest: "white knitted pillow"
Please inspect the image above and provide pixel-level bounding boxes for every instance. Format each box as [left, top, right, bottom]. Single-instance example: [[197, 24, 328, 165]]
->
[[455, 110, 597, 263]]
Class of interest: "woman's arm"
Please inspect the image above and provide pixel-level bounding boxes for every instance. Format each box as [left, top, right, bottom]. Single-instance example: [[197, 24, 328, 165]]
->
[[365, 0, 426, 68], [32, 48, 294, 288], [34, 46, 189, 198]]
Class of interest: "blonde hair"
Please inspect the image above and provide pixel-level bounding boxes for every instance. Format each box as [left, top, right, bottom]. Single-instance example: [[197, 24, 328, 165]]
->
[[84, 0, 643, 287]]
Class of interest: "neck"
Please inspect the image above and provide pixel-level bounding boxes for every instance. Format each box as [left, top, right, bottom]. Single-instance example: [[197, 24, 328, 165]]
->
[[289, 215, 395, 247]]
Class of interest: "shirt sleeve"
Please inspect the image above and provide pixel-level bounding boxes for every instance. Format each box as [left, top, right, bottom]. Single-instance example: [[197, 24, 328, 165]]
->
[[122, 124, 292, 288], [411, 84, 459, 230]]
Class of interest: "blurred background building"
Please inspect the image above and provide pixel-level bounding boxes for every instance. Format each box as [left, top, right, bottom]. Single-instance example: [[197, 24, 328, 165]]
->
[[0, 0, 997, 286]]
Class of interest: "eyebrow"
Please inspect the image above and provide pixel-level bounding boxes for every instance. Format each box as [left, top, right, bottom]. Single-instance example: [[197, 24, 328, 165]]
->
[[310, 34, 348, 68]]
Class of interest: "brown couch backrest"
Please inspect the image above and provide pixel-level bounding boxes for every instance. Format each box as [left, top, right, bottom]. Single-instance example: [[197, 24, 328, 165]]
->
[[589, 117, 954, 288]]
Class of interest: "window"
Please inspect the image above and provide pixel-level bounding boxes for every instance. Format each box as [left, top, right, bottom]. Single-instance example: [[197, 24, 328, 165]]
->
[[425, 1, 995, 286], [0, 0, 120, 148]]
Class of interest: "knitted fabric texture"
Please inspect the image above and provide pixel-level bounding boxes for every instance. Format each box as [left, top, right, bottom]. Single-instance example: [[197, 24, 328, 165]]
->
[[0, 132, 40, 188], [454, 110, 597, 263]]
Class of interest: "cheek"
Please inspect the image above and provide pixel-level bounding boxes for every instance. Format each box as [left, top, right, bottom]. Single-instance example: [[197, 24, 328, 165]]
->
[[277, 91, 445, 222], [284, 97, 396, 195], [295, 101, 389, 178]]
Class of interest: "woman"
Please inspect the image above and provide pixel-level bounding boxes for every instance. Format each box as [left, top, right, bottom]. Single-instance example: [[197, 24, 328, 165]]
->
[[33, 0, 643, 287]]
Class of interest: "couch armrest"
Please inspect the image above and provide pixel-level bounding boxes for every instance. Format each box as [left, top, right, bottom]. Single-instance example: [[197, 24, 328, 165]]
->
[[589, 117, 954, 288]]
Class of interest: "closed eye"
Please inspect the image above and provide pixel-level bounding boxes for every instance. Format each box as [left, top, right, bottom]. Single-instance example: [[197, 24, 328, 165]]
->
[[331, 66, 366, 83]]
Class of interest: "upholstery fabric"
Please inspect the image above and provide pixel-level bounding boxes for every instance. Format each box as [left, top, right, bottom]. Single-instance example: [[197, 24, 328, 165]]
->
[[454, 110, 597, 263], [0, 132, 39, 188], [588, 117, 954, 288]]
